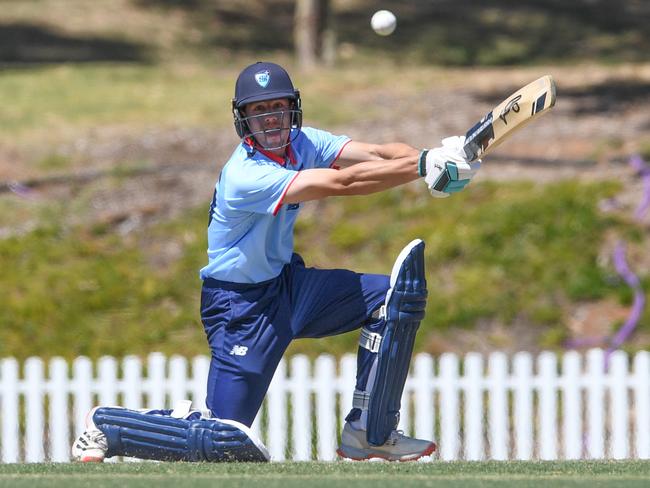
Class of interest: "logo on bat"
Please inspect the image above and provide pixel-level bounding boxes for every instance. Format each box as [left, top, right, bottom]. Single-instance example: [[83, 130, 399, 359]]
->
[[499, 94, 522, 125]]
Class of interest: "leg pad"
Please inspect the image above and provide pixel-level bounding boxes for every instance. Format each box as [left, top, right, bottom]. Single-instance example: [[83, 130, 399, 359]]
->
[[93, 407, 269, 462], [366, 239, 427, 446]]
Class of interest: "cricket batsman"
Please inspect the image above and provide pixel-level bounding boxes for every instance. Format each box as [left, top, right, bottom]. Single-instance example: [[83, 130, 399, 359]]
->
[[72, 61, 480, 462]]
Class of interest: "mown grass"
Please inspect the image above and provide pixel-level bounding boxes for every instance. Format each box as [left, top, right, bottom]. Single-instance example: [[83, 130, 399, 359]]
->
[[0, 64, 232, 147], [2, 178, 647, 360], [1, 460, 650, 488], [0, 61, 463, 151]]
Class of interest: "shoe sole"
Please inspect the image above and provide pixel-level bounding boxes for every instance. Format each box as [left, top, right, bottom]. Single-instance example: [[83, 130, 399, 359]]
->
[[336, 441, 436, 462], [79, 455, 105, 463]]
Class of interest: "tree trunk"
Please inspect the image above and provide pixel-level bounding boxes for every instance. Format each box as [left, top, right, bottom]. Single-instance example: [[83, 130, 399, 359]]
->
[[294, 0, 335, 70]]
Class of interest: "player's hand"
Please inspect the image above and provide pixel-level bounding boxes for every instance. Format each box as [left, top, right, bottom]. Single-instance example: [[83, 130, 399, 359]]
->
[[422, 136, 481, 198]]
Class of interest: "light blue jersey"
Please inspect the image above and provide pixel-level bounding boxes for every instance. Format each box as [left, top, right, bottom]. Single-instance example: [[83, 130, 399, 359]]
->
[[200, 127, 350, 283]]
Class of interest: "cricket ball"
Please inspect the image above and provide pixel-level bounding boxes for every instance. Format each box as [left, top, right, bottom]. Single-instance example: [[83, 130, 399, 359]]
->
[[371, 10, 397, 36]]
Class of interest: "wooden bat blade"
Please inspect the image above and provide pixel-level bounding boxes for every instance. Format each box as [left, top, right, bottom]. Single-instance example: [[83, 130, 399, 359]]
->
[[463, 75, 557, 162]]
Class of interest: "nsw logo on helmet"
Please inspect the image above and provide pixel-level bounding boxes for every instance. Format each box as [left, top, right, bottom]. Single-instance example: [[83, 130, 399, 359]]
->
[[254, 70, 270, 88]]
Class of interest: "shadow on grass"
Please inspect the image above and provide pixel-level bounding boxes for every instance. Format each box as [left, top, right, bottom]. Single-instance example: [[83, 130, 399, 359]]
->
[[0, 23, 150, 65], [135, 0, 650, 65], [3, 1, 649, 66]]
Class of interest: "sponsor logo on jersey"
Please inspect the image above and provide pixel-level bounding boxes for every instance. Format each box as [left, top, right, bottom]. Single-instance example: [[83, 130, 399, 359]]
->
[[255, 70, 270, 88]]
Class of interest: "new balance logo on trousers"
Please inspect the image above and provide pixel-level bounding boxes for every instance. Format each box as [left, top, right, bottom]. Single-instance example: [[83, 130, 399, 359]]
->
[[229, 345, 248, 356]]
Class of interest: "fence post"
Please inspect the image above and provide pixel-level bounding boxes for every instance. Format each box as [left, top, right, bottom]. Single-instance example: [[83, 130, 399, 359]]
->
[[168, 355, 189, 409], [488, 352, 509, 460], [633, 351, 650, 459], [146, 353, 166, 409], [267, 359, 287, 460], [609, 350, 629, 459], [439, 352, 459, 460], [562, 350, 583, 459], [463, 352, 484, 461], [337, 354, 356, 428], [539, 351, 558, 460], [25, 357, 45, 462], [72, 357, 93, 438], [49, 357, 70, 462], [1, 358, 20, 463], [191, 355, 209, 411], [513, 351, 533, 460], [122, 356, 142, 410], [413, 353, 434, 444], [315, 354, 337, 461], [97, 356, 118, 407], [290, 355, 312, 461], [586, 349, 605, 459]]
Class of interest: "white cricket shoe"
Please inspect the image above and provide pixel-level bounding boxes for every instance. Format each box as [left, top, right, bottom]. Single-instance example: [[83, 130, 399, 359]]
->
[[71, 407, 108, 462], [337, 422, 436, 461]]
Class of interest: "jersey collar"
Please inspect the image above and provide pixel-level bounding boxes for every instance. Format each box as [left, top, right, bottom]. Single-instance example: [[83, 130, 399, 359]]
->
[[243, 137, 297, 167]]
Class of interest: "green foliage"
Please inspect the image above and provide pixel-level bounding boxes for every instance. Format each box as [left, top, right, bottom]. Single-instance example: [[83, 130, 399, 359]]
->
[[0, 208, 208, 360], [292, 180, 628, 355], [2, 178, 646, 360]]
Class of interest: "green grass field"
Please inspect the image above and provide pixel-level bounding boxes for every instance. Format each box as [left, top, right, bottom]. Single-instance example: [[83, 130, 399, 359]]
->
[[1, 461, 650, 487]]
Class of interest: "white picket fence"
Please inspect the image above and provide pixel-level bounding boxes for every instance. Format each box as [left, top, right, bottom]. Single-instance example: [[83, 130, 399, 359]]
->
[[0, 348, 649, 463]]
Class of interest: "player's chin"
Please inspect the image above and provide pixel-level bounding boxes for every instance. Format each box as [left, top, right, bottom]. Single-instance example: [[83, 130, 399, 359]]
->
[[262, 132, 289, 149]]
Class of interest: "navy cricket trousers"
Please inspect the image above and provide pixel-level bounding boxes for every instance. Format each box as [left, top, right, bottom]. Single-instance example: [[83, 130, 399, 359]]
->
[[200, 253, 389, 426]]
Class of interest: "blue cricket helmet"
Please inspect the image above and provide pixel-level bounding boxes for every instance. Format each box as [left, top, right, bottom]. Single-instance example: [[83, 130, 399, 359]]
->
[[233, 61, 299, 108], [232, 61, 302, 143]]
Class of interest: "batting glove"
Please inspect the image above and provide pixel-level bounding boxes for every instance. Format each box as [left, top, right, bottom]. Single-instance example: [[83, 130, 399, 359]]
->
[[420, 136, 481, 198]]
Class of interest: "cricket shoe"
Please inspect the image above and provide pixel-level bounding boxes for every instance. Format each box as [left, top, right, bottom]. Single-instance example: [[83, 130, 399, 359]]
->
[[337, 422, 436, 462], [71, 407, 108, 462]]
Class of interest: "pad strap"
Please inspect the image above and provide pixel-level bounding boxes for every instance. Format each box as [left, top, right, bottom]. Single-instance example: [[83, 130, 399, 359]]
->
[[352, 389, 371, 410], [170, 399, 193, 418], [359, 328, 383, 353]]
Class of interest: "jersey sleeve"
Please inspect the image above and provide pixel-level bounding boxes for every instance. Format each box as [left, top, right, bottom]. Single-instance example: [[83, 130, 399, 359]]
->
[[222, 159, 299, 215], [301, 127, 351, 169]]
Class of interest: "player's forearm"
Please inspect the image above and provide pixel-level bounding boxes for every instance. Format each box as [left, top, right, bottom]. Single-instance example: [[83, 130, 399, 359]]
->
[[283, 155, 421, 203], [335, 155, 420, 195], [372, 143, 419, 161], [335, 140, 419, 167]]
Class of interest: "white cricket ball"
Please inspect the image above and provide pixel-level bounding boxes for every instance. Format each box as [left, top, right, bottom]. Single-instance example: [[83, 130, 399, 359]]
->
[[371, 10, 396, 36]]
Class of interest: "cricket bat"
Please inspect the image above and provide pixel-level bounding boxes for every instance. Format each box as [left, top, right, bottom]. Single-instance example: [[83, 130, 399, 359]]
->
[[462, 75, 557, 162]]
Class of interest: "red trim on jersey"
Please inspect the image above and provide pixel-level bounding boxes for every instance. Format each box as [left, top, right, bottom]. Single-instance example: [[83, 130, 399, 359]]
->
[[272, 172, 301, 216], [286, 144, 297, 166], [330, 139, 352, 169], [255, 145, 286, 165], [249, 140, 297, 167]]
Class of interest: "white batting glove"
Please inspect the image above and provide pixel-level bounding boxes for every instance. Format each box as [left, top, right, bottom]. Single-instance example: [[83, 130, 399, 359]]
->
[[420, 136, 481, 198]]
